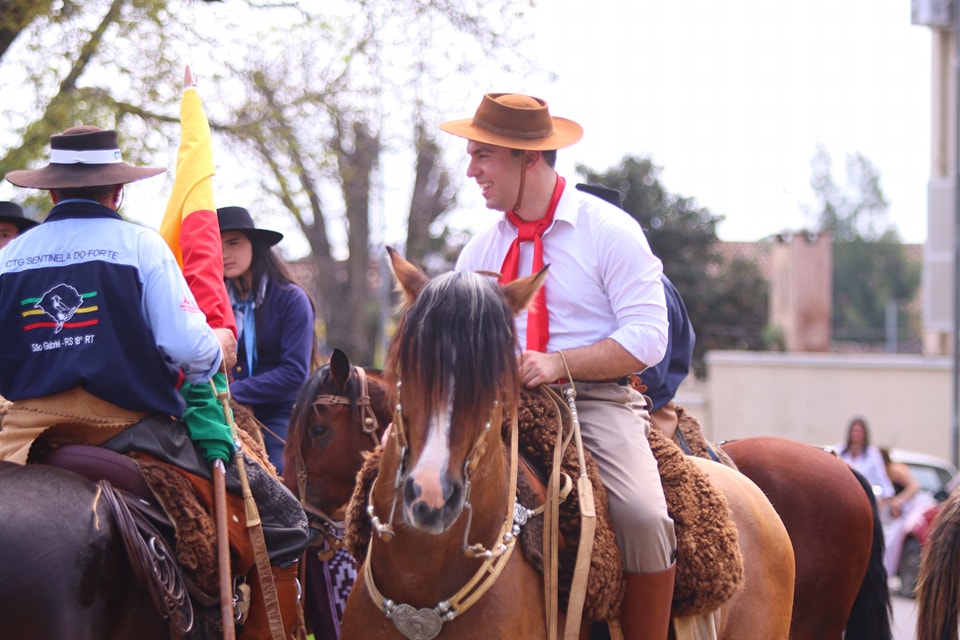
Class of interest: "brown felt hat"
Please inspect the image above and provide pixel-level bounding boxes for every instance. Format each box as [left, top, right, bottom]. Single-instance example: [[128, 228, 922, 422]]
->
[[5, 125, 165, 190], [440, 93, 583, 151], [0, 201, 39, 232]]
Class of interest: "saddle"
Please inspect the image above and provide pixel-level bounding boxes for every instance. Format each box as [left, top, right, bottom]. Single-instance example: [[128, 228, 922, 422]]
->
[[31, 403, 293, 638], [345, 386, 744, 622]]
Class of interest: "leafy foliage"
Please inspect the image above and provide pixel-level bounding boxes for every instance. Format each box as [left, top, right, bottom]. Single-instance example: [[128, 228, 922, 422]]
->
[[807, 146, 920, 347], [0, 0, 532, 366]]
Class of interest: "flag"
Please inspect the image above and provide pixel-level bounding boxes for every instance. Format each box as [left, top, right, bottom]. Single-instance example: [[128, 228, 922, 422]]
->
[[160, 85, 236, 336]]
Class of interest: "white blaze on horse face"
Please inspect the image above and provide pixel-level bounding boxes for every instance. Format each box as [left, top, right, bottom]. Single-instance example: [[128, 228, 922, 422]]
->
[[409, 379, 455, 511]]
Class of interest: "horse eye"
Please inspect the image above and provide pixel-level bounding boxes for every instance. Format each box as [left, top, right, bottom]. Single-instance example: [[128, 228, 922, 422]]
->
[[309, 423, 330, 441]]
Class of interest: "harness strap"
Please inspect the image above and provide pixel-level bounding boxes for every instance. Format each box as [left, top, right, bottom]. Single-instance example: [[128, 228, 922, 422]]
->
[[213, 381, 286, 640], [557, 383, 597, 640], [296, 366, 382, 552], [362, 404, 521, 634]]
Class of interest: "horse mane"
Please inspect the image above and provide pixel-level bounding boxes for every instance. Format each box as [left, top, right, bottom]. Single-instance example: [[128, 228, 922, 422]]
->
[[386, 270, 520, 431]]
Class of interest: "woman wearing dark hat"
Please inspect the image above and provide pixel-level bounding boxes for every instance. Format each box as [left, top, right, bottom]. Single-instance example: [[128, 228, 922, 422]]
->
[[219, 205, 317, 473], [0, 201, 39, 249]]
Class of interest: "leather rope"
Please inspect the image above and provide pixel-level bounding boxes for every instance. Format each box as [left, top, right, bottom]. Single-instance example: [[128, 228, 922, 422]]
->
[[362, 403, 521, 635], [98, 480, 194, 635], [213, 381, 287, 640], [554, 351, 599, 640]]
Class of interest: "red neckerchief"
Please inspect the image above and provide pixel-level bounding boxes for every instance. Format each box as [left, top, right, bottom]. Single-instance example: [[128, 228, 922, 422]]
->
[[499, 175, 565, 352]]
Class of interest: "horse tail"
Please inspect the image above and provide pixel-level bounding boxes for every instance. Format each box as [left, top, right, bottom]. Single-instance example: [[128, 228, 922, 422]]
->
[[844, 467, 892, 640], [916, 486, 960, 640]]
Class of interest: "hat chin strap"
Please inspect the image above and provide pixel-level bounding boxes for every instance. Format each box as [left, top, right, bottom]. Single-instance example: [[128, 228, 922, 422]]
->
[[511, 154, 527, 213]]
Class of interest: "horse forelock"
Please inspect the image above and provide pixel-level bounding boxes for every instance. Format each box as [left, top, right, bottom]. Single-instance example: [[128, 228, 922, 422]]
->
[[388, 271, 520, 440]]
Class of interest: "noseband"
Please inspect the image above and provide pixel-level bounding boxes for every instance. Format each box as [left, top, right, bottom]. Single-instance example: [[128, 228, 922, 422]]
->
[[363, 380, 523, 638], [295, 365, 382, 558]]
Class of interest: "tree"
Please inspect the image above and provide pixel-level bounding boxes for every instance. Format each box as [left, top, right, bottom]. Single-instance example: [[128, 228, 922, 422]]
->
[[0, 0, 531, 365], [807, 146, 921, 347], [578, 155, 769, 375]]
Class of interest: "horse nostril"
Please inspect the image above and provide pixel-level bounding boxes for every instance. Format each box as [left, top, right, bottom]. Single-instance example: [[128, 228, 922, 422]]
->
[[402, 476, 422, 506]]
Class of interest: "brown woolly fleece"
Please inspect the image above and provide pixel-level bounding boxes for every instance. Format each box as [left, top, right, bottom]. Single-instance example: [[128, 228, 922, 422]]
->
[[136, 456, 221, 600], [649, 427, 744, 616], [344, 386, 625, 621], [673, 403, 737, 470], [344, 387, 746, 621], [230, 400, 277, 478]]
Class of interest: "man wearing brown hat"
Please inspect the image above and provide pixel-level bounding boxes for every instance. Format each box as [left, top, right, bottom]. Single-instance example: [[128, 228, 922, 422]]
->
[[0, 201, 38, 249], [443, 94, 676, 638]]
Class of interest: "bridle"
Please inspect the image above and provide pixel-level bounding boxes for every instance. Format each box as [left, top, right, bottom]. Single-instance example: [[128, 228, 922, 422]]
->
[[294, 365, 382, 559], [363, 380, 524, 638]]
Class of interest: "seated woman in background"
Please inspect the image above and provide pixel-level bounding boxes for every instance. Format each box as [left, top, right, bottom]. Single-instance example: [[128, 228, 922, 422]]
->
[[219, 206, 317, 474], [837, 416, 895, 500], [880, 448, 921, 519]]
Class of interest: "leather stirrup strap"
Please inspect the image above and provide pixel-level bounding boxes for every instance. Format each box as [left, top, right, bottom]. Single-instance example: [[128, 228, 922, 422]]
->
[[213, 381, 286, 640], [542, 386, 564, 640], [552, 384, 597, 640]]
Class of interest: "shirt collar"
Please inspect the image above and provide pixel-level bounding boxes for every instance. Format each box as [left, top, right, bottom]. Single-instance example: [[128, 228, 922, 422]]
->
[[497, 176, 579, 234], [44, 200, 123, 223]]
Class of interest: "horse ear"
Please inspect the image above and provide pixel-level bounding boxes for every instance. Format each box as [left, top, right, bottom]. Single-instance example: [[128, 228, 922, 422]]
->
[[501, 265, 549, 315], [387, 246, 429, 306], [330, 348, 351, 387]]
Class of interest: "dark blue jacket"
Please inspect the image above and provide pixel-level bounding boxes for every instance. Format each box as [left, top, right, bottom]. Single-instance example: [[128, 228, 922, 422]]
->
[[642, 275, 695, 411], [230, 280, 313, 408], [0, 201, 221, 416]]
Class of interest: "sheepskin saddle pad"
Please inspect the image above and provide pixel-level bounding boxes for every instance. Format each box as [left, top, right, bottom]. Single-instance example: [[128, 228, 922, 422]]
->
[[345, 385, 745, 621], [672, 403, 738, 471]]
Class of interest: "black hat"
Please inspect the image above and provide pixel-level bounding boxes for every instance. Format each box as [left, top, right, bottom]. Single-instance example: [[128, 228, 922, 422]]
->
[[5, 125, 165, 190], [0, 201, 39, 232], [575, 183, 623, 208], [217, 206, 283, 246]]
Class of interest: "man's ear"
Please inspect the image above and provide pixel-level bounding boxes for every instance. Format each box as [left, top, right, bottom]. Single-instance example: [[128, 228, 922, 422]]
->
[[524, 149, 542, 169]]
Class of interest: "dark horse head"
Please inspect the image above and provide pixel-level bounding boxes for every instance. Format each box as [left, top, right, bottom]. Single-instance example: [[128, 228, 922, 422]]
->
[[284, 348, 392, 530], [384, 247, 546, 534]]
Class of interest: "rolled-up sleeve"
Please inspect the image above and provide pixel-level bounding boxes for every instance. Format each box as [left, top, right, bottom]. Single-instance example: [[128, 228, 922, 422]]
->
[[601, 218, 668, 369]]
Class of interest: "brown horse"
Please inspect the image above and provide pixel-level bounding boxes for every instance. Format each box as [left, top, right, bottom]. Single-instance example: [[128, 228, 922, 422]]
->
[[720, 437, 891, 640], [915, 480, 960, 640], [283, 347, 392, 638], [340, 249, 795, 639], [0, 462, 174, 640]]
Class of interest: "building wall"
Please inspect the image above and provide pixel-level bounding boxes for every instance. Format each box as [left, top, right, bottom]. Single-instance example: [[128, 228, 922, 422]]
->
[[768, 233, 832, 352], [695, 350, 952, 460]]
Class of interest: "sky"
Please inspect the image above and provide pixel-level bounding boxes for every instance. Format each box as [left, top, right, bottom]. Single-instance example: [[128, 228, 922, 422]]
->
[[1, 0, 934, 255], [439, 0, 934, 245]]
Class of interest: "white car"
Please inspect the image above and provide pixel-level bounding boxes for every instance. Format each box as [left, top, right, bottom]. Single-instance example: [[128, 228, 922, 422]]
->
[[882, 449, 957, 596]]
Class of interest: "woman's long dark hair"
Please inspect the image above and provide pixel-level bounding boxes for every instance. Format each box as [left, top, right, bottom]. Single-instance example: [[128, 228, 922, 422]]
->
[[841, 416, 870, 457], [247, 237, 321, 371]]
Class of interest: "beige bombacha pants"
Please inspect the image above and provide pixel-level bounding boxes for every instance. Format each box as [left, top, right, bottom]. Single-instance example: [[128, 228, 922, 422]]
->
[[551, 380, 676, 573], [0, 387, 147, 464]]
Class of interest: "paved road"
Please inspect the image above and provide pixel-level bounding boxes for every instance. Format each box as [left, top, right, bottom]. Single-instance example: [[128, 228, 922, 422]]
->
[[892, 593, 917, 640]]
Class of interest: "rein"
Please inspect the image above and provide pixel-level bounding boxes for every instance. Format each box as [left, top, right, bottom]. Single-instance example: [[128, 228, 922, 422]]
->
[[363, 387, 523, 640], [295, 366, 382, 558]]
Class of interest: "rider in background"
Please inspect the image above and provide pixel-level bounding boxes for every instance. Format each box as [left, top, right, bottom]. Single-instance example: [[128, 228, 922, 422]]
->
[[0, 125, 229, 464], [0, 201, 38, 249], [0, 125, 308, 637], [444, 93, 676, 640], [218, 205, 317, 474]]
